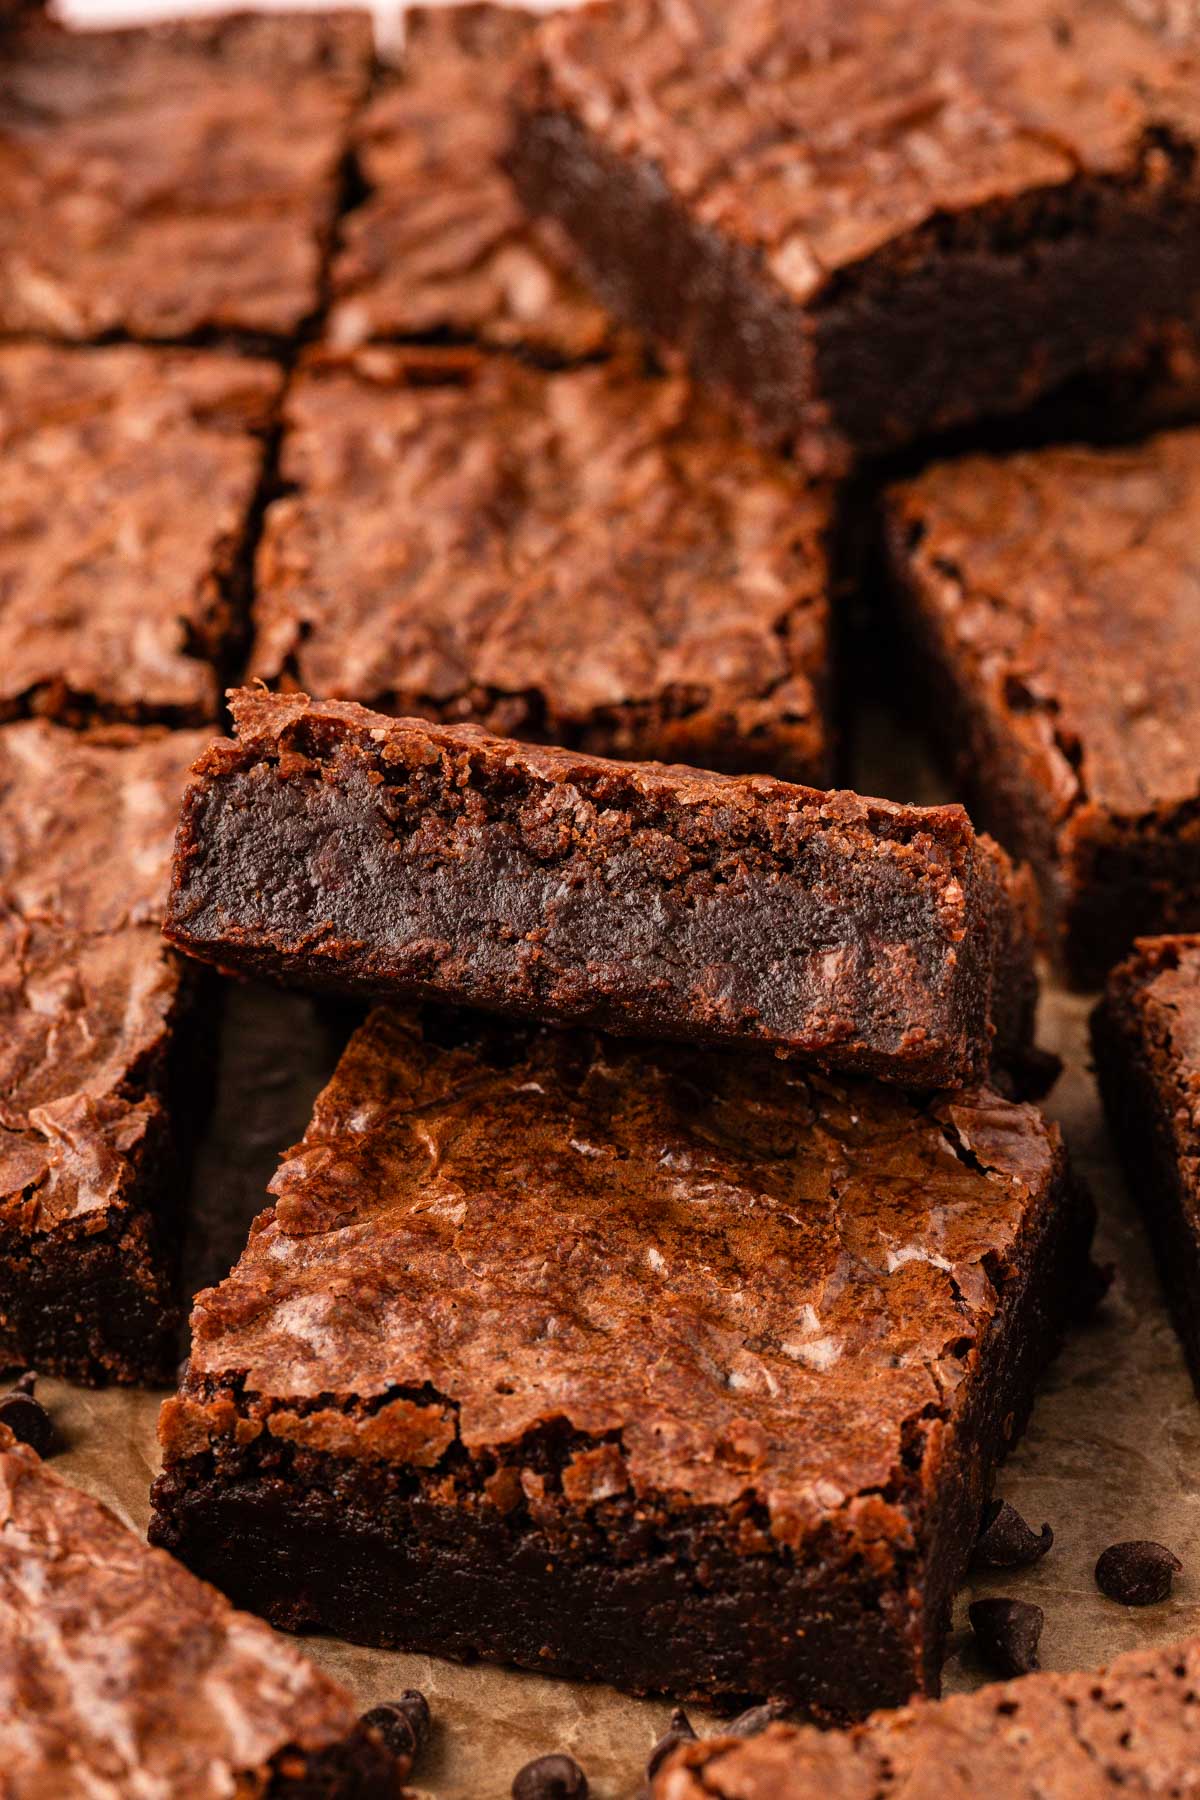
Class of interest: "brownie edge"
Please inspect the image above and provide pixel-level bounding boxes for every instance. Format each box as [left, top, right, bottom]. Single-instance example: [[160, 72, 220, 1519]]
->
[[165, 690, 1036, 1088]]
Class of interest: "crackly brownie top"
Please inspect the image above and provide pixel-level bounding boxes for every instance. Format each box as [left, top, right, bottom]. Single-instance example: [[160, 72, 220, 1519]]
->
[[175, 1006, 1063, 1552], [0, 1425, 372, 1796], [1106, 935, 1200, 1115], [251, 352, 830, 774], [528, 0, 1200, 305], [0, 11, 372, 341], [0, 345, 280, 725], [655, 1636, 1200, 1797], [328, 4, 612, 357], [0, 721, 209, 932], [889, 428, 1200, 824]]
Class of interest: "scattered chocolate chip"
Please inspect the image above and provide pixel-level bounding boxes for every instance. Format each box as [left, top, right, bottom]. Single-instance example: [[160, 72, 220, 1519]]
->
[[0, 1377, 58, 1458], [725, 1697, 791, 1737], [361, 1690, 431, 1764], [512, 1752, 588, 1799], [968, 1597, 1044, 1677], [973, 1499, 1054, 1569], [1095, 1541, 1182, 1606], [646, 1709, 697, 1780]]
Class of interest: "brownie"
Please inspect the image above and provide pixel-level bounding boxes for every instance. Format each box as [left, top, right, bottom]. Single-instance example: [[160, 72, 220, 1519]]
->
[[250, 347, 832, 781], [653, 1635, 1200, 1796], [0, 1425, 402, 1795], [327, 5, 613, 359], [166, 690, 1036, 1088], [0, 721, 209, 1383], [1092, 935, 1200, 1396], [512, 0, 1200, 472], [150, 1005, 1090, 1718], [0, 344, 282, 726], [885, 427, 1200, 987], [0, 11, 371, 343]]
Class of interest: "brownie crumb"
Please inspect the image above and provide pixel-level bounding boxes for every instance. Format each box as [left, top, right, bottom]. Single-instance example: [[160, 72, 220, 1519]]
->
[[973, 1499, 1054, 1569], [646, 1711, 697, 1781], [968, 1598, 1044, 1677], [361, 1691, 431, 1767], [0, 1377, 57, 1458], [512, 1753, 588, 1799], [1095, 1541, 1183, 1606], [727, 1699, 792, 1737]]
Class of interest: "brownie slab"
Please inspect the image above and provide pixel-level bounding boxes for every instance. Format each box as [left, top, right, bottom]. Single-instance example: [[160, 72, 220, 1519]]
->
[[0, 722, 209, 1382], [250, 349, 832, 781], [1093, 935, 1200, 1396], [885, 428, 1200, 987], [513, 0, 1200, 471], [0, 1425, 401, 1795], [653, 1635, 1200, 1797], [0, 345, 281, 726], [150, 1006, 1089, 1717], [166, 691, 1035, 1088], [0, 11, 371, 343], [327, 4, 613, 359]]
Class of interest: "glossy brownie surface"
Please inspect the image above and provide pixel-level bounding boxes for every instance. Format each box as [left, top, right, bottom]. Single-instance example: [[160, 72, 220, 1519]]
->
[[328, 4, 612, 357], [0, 1425, 399, 1796], [153, 1005, 1085, 1711], [0, 345, 281, 725], [887, 429, 1200, 983], [166, 691, 1030, 1086], [251, 351, 832, 780], [654, 1635, 1200, 1797], [0, 11, 372, 342]]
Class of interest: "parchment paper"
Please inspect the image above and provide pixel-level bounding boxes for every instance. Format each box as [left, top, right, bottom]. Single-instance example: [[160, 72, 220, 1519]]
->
[[40, 716, 1200, 1798]]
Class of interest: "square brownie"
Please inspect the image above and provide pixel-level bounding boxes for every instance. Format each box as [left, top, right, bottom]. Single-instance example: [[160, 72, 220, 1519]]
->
[[327, 4, 613, 360], [0, 344, 282, 727], [653, 1635, 1200, 1796], [0, 11, 372, 344], [885, 428, 1200, 986], [512, 0, 1200, 471], [250, 348, 832, 781], [0, 1426, 401, 1794], [0, 722, 209, 1383], [1093, 935, 1200, 1395], [165, 690, 1037, 1089], [150, 1006, 1090, 1719]]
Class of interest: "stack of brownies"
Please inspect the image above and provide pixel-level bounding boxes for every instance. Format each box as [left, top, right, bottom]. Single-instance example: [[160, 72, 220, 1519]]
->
[[4, 0, 1200, 1793]]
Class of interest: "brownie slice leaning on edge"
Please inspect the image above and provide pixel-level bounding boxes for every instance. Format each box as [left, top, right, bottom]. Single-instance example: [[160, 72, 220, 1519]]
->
[[327, 3, 613, 359], [0, 721, 210, 1383], [652, 1635, 1200, 1797], [150, 1007, 1091, 1718], [511, 0, 1200, 473], [165, 690, 1037, 1089], [0, 10, 373, 344], [885, 427, 1200, 987], [250, 348, 834, 783], [0, 1426, 403, 1796], [1093, 936, 1200, 1394]]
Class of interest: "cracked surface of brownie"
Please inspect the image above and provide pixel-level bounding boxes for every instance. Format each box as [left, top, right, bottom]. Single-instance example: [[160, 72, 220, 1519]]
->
[[0, 10, 372, 343], [652, 1633, 1200, 1796], [250, 349, 832, 781], [0, 1425, 402, 1796], [885, 427, 1200, 985], [327, 4, 613, 359], [0, 722, 209, 1382], [0, 345, 282, 727], [151, 1004, 1090, 1716], [166, 691, 1035, 1087], [513, 0, 1200, 469]]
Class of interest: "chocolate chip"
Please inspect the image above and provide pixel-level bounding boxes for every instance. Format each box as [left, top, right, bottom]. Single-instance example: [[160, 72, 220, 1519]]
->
[[973, 1499, 1054, 1569], [646, 1709, 697, 1780], [727, 1698, 791, 1737], [968, 1597, 1044, 1677], [361, 1690, 431, 1763], [0, 1379, 58, 1458], [511, 1752, 588, 1799], [1095, 1541, 1182, 1606]]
